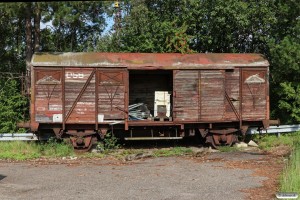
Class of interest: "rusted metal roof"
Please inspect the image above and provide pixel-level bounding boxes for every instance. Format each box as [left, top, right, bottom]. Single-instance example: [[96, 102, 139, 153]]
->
[[31, 52, 269, 69]]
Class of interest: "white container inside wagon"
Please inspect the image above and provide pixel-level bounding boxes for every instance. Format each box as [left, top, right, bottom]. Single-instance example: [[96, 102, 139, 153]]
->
[[154, 91, 171, 118]]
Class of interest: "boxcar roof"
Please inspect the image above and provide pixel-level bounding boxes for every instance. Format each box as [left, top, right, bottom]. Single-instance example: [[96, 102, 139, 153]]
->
[[31, 52, 269, 69]]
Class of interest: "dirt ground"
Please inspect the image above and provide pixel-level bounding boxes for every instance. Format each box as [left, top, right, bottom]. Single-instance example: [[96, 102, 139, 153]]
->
[[0, 145, 289, 200], [200, 146, 290, 200]]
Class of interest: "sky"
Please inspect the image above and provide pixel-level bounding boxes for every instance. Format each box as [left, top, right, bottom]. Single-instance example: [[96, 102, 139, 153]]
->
[[41, 15, 114, 36]]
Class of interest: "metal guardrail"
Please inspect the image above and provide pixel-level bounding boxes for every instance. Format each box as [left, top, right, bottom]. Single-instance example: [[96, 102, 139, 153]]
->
[[247, 124, 300, 134], [0, 133, 38, 141]]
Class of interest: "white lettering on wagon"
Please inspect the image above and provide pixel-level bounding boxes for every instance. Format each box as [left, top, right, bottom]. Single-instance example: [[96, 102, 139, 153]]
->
[[66, 72, 84, 79], [244, 74, 265, 84]]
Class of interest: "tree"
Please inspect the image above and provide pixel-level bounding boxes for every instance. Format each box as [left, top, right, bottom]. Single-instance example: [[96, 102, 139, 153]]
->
[[0, 2, 108, 132], [269, 20, 300, 123], [115, 0, 278, 54], [0, 0, 299, 126], [41, 1, 106, 52], [117, 0, 193, 53], [0, 79, 28, 133]]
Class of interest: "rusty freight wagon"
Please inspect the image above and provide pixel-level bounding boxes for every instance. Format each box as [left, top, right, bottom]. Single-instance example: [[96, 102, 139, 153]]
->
[[21, 52, 278, 151]]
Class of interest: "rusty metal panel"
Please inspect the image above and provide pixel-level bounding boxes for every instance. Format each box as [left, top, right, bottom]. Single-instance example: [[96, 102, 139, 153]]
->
[[34, 68, 62, 122], [200, 70, 225, 120], [98, 70, 128, 120], [64, 68, 96, 123], [173, 70, 199, 121], [31, 52, 269, 69], [224, 69, 240, 120], [241, 69, 268, 120]]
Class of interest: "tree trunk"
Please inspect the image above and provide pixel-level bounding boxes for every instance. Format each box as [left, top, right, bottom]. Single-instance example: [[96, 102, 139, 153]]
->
[[25, 2, 33, 94], [34, 2, 41, 53], [25, 2, 33, 66]]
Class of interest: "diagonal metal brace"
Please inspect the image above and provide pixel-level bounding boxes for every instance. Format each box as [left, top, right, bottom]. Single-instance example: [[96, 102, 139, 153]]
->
[[64, 69, 96, 122], [225, 91, 240, 121]]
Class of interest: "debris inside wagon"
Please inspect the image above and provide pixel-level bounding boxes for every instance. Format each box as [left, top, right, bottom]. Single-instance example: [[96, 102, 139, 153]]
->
[[128, 103, 151, 120]]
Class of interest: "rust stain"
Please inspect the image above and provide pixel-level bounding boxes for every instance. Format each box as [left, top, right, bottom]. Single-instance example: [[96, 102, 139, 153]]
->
[[32, 52, 269, 69]]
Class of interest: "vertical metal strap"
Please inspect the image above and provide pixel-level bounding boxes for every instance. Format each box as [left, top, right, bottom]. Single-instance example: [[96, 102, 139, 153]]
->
[[198, 70, 201, 121], [62, 68, 65, 130], [95, 69, 99, 130], [124, 69, 129, 130], [239, 68, 243, 129]]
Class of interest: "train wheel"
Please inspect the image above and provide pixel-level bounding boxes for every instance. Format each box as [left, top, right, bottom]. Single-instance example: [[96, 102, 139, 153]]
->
[[70, 135, 94, 152], [223, 134, 236, 146], [206, 133, 237, 149], [206, 135, 217, 149]]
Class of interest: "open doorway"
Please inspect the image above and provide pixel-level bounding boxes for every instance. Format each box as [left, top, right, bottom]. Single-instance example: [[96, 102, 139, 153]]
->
[[129, 70, 173, 121]]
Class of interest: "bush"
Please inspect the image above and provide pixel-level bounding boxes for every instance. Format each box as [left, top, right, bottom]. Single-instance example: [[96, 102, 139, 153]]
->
[[39, 137, 74, 157], [0, 79, 28, 133], [96, 132, 120, 152]]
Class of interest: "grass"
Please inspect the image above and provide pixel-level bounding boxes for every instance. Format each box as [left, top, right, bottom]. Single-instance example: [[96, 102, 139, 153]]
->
[[0, 140, 194, 161], [251, 132, 300, 150], [217, 145, 239, 152], [38, 139, 74, 157], [279, 141, 300, 196], [0, 141, 41, 160], [251, 131, 300, 196], [152, 146, 193, 157], [0, 138, 74, 160]]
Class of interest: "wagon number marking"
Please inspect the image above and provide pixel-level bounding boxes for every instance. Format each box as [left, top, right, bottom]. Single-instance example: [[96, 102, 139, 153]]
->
[[66, 72, 84, 79]]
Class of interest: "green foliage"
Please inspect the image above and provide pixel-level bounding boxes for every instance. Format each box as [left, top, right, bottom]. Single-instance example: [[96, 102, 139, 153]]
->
[[165, 23, 194, 53], [41, 2, 107, 52], [0, 0, 299, 128], [0, 139, 74, 160], [218, 146, 239, 152], [153, 147, 193, 157], [95, 34, 120, 52], [0, 79, 28, 133], [0, 4, 26, 73], [119, 0, 194, 53], [278, 83, 300, 123], [0, 141, 41, 160], [117, 0, 278, 53], [96, 132, 120, 152], [280, 143, 300, 194], [38, 137, 74, 157], [269, 20, 300, 123], [255, 132, 300, 150]]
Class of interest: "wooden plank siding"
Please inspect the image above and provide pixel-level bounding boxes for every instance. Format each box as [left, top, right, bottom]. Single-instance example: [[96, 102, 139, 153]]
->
[[224, 69, 240, 120], [34, 69, 63, 122], [33, 66, 268, 125], [34, 68, 128, 124], [173, 68, 268, 122], [64, 68, 96, 123], [98, 70, 127, 120], [200, 70, 225, 121], [173, 70, 200, 121], [241, 69, 268, 120], [173, 69, 241, 122]]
